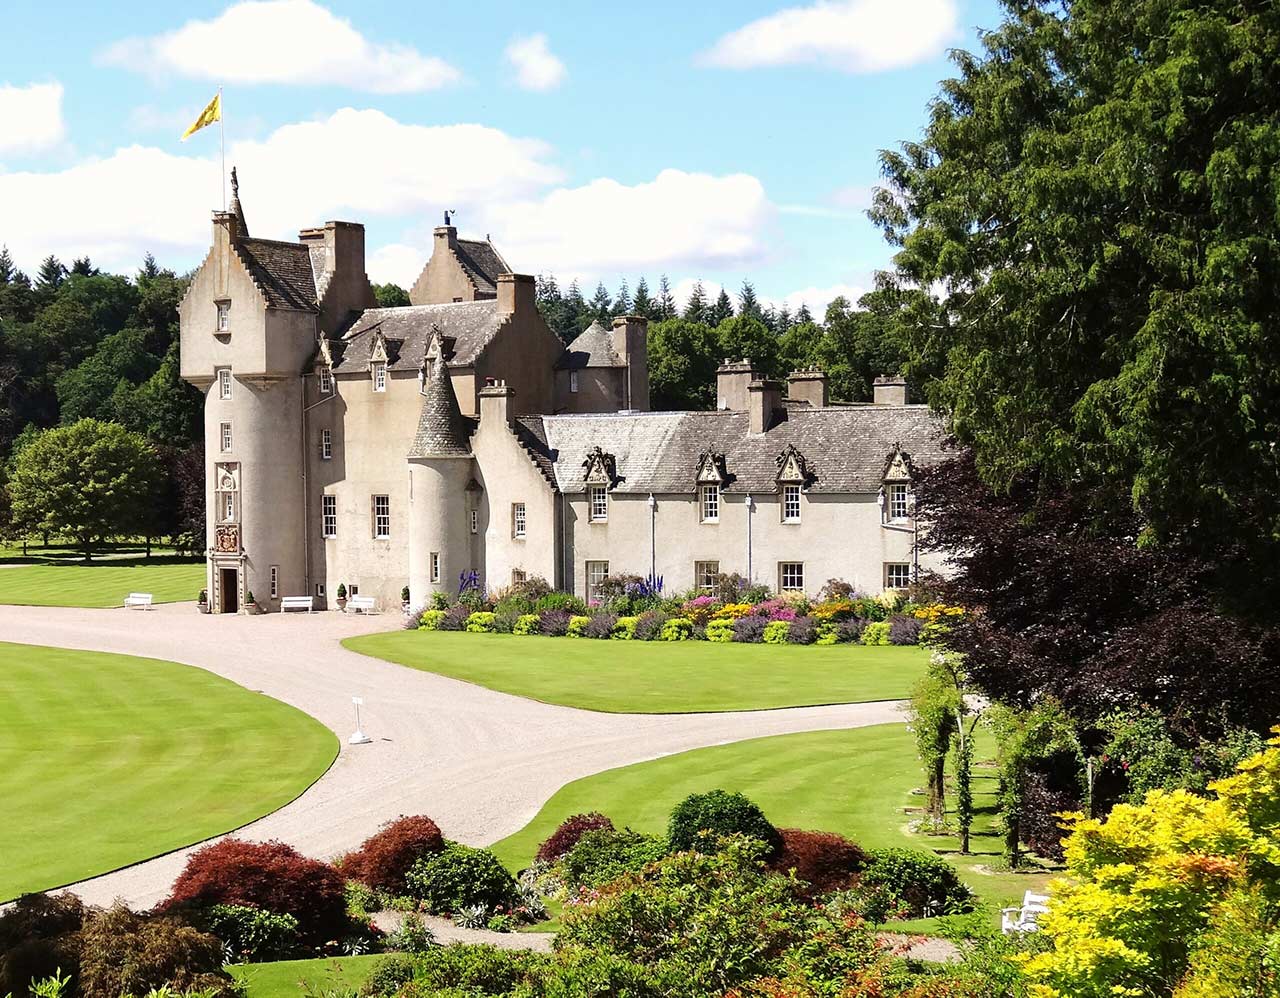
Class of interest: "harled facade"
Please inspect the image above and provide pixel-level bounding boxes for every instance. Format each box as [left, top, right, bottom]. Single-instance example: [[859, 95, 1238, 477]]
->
[[181, 175, 946, 613]]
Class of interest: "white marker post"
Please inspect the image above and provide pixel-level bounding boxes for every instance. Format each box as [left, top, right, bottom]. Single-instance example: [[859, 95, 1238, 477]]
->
[[349, 696, 372, 745]]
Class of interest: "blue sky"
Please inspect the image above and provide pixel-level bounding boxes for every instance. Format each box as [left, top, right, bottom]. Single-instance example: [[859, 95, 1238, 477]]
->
[[1, 0, 1003, 314]]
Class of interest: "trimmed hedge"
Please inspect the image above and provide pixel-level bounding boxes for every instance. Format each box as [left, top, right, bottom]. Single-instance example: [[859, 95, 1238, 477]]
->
[[667, 790, 783, 858], [404, 843, 517, 915]]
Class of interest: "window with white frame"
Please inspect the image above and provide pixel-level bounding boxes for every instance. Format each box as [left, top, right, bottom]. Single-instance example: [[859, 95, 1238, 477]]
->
[[218, 368, 232, 400], [222, 492, 236, 523], [888, 483, 910, 521], [430, 552, 440, 583], [270, 566, 279, 599], [215, 300, 230, 332], [695, 561, 720, 591], [589, 485, 608, 522], [512, 502, 527, 538], [779, 562, 805, 592], [700, 484, 720, 523], [372, 362, 387, 392], [470, 509, 478, 534], [320, 428, 332, 460], [885, 562, 912, 589], [512, 568, 527, 585], [373, 495, 390, 539], [322, 495, 337, 537], [318, 367, 332, 394], [782, 484, 802, 523], [315, 582, 326, 598], [569, 370, 579, 393], [587, 560, 609, 599], [219, 421, 232, 452]]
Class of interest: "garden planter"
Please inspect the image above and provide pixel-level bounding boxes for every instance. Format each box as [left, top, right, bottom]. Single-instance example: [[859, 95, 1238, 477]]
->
[[336, 597, 348, 612]]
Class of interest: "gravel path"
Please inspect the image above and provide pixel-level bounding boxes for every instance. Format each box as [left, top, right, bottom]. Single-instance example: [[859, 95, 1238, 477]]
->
[[1, 603, 906, 911]]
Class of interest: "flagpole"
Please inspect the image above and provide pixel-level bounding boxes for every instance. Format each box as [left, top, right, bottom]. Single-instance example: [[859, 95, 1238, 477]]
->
[[219, 87, 226, 210]]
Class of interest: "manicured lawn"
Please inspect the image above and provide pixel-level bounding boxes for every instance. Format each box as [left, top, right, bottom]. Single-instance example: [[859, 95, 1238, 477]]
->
[[229, 955, 382, 998], [343, 631, 928, 713], [0, 556, 205, 607], [490, 722, 1052, 915], [0, 642, 337, 900]]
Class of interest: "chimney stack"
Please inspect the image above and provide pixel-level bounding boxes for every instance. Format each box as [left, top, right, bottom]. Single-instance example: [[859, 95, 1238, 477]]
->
[[716, 358, 756, 411], [479, 379, 515, 426], [787, 368, 828, 408], [872, 375, 909, 405], [611, 316, 650, 412], [497, 273, 535, 314], [748, 378, 783, 434]]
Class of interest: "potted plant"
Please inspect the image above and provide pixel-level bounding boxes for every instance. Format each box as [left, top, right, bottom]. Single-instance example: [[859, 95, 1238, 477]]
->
[[401, 585, 411, 613], [197, 588, 209, 613], [336, 583, 348, 611], [245, 590, 261, 614]]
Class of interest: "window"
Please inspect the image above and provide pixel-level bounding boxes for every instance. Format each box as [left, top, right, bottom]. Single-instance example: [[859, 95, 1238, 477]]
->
[[373, 495, 390, 539], [219, 421, 232, 452], [782, 484, 802, 523], [349, 584, 359, 596], [700, 484, 720, 523], [320, 428, 332, 460], [586, 560, 610, 599], [589, 485, 608, 522], [318, 367, 332, 394], [779, 562, 805, 592], [315, 582, 326, 598], [470, 509, 478, 535], [512, 568, 527, 585], [888, 483, 910, 521], [270, 566, 279, 599], [322, 495, 337, 538], [222, 493, 235, 523], [569, 370, 579, 394], [885, 563, 912, 589], [372, 362, 387, 392], [695, 561, 720, 591], [215, 300, 230, 332], [512, 502, 526, 538], [430, 552, 440, 583], [218, 368, 232, 400]]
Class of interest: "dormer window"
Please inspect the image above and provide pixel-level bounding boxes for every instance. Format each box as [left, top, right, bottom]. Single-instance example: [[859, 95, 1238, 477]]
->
[[700, 484, 720, 523], [589, 486, 609, 522], [215, 300, 230, 333], [318, 367, 333, 394], [372, 362, 387, 393], [888, 482, 910, 521], [782, 484, 802, 523]]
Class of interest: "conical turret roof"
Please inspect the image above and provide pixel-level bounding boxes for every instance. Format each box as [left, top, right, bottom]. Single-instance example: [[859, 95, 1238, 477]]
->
[[408, 330, 472, 458]]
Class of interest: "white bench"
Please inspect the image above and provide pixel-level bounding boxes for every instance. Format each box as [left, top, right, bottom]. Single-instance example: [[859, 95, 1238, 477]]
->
[[346, 594, 376, 614], [124, 592, 153, 610], [1001, 891, 1050, 934], [281, 595, 314, 613]]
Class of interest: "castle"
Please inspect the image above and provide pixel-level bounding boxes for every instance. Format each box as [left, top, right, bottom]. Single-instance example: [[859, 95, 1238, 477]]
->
[[179, 173, 947, 613]]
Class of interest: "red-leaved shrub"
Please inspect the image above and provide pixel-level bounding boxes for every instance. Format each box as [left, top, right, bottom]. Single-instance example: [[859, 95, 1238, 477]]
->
[[161, 839, 347, 946], [535, 812, 615, 863], [338, 815, 445, 893], [768, 828, 868, 895]]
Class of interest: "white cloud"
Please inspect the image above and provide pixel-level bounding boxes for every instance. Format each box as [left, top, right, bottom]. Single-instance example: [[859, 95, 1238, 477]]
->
[[100, 0, 459, 93], [828, 184, 874, 209], [367, 243, 426, 288], [0, 82, 66, 157], [767, 280, 870, 317], [504, 34, 566, 91], [702, 0, 958, 74]]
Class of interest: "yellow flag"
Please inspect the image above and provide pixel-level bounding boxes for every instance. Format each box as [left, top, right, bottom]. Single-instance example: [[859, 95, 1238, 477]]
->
[[180, 92, 222, 141]]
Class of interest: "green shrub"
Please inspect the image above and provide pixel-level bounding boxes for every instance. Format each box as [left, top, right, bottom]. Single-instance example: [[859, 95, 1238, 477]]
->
[[611, 616, 639, 640], [465, 611, 497, 633], [668, 790, 783, 857], [78, 905, 235, 998], [344, 879, 377, 919], [860, 621, 891, 645], [566, 615, 591, 637], [400, 944, 549, 995], [419, 610, 446, 630], [858, 847, 974, 918], [704, 618, 734, 642], [561, 828, 670, 889], [486, 912, 519, 933], [535, 591, 588, 615], [815, 623, 839, 645], [203, 904, 299, 962], [382, 913, 435, 957], [659, 617, 693, 641], [404, 843, 517, 915], [359, 954, 414, 997], [762, 620, 791, 644], [513, 613, 541, 635]]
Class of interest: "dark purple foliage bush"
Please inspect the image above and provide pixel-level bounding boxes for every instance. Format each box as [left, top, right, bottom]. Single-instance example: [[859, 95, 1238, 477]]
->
[[787, 616, 818, 644], [538, 608, 573, 636], [338, 815, 446, 893], [836, 618, 866, 643], [0, 893, 85, 998], [769, 828, 868, 895], [634, 610, 668, 641], [493, 610, 520, 633], [888, 614, 923, 645], [583, 612, 617, 639], [535, 812, 616, 862], [1021, 769, 1080, 862], [732, 616, 767, 643], [438, 604, 470, 631]]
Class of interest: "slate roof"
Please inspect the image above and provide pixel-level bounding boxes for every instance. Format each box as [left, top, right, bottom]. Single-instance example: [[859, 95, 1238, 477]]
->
[[557, 321, 625, 370], [236, 238, 318, 311], [513, 405, 946, 494], [408, 345, 473, 458], [332, 301, 505, 372], [454, 238, 509, 296]]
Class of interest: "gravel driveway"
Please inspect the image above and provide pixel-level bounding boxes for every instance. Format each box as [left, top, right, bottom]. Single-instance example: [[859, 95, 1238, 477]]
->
[[0, 602, 905, 910]]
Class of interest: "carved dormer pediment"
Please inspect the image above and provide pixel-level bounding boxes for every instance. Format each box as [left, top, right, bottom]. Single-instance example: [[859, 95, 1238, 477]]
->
[[316, 337, 334, 367], [882, 444, 915, 483], [369, 329, 389, 365], [775, 443, 814, 489], [582, 446, 619, 488], [695, 450, 729, 487]]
